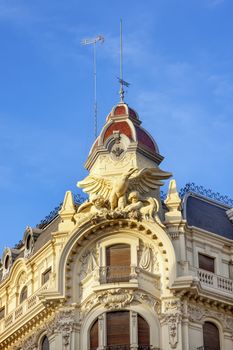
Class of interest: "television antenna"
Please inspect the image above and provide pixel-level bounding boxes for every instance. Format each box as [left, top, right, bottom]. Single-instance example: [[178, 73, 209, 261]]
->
[[117, 19, 130, 103], [81, 35, 104, 139]]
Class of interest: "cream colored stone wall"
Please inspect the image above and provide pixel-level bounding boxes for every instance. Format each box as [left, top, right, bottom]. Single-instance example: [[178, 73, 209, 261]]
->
[[0, 101, 233, 349]]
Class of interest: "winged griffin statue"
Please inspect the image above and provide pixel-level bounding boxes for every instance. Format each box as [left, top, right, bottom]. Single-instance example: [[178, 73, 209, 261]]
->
[[75, 168, 171, 225]]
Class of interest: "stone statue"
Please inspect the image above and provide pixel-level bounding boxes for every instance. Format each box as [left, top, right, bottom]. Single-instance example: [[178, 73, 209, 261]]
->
[[123, 191, 163, 225], [74, 194, 108, 226], [123, 191, 144, 213], [78, 167, 171, 210]]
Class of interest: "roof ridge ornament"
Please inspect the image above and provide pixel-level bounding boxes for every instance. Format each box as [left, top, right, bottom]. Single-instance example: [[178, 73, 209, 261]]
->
[[118, 19, 130, 103]]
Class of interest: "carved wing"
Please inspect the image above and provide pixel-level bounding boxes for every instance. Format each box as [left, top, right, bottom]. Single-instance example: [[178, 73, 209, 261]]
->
[[77, 201, 93, 213], [77, 175, 113, 200], [128, 168, 172, 194]]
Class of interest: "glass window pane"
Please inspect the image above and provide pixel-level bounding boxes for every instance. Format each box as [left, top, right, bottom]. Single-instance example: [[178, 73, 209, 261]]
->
[[198, 254, 215, 273], [41, 336, 49, 350], [203, 322, 220, 350]]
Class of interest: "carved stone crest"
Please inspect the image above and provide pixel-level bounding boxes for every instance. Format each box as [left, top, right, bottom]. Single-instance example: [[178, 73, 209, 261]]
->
[[139, 243, 159, 274], [98, 288, 134, 309]]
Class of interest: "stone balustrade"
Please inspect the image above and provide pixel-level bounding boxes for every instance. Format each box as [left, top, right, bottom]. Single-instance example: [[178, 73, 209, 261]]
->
[[197, 269, 233, 293], [0, 283, 48, 333]]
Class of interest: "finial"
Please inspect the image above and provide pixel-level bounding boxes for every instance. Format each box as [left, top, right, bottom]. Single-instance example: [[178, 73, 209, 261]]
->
[[117, 19, 130, 103], [164, 179, 182, 222]]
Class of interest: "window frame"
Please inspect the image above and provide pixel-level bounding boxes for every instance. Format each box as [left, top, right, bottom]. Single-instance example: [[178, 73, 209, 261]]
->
[[19, 285, 28, 304], [198, 253, 215, 273], [0, 306, 5, 320], [89, 311, 150, 349], [39, 335, 50, 350], [42, 267, 52, 286], [203, 321, 221, 350]]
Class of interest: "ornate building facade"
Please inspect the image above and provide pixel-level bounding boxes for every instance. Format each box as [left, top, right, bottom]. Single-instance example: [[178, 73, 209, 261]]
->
[[0, 102, 233, 350]]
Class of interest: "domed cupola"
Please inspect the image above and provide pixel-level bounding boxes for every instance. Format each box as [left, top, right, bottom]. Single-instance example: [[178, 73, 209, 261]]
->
[[86, 102, 164, 175]]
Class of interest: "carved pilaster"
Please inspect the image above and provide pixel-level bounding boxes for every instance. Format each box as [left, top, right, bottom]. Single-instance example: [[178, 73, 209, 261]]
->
[[161, 313, 182, 349], [160, 298, 183, 349]]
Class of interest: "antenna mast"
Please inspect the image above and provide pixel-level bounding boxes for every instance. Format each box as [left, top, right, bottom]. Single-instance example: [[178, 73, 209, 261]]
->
[[81, 35, 104, 139], [117, 19, 130, 103]]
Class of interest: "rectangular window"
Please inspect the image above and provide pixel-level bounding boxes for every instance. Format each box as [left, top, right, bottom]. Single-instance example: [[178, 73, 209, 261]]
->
[[42, 267, 51, 285], [198, 253, 215, 273], [0, 306, 5, 320], [106, 244, 131, 283]]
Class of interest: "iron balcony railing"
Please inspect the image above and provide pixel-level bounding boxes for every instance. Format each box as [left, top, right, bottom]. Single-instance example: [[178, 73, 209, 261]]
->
[[103, 346, 151, 350], [99, 266, 132, 283]]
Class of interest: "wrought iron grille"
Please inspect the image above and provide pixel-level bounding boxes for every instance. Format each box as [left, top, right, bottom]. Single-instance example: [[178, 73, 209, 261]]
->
[[179, 182, 233, 207], [103, 346, 151, 350], [100, 266, 131, 283], [103, 346, 130, 350], [161, 182, 233, 207], [36, 193, 86, 229]]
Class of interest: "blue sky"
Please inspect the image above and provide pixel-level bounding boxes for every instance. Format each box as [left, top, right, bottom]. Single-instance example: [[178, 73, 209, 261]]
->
[[0, 0, 233, 253]]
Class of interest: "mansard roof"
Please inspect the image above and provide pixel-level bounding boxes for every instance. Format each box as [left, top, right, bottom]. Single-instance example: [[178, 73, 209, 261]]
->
[[183, 189, 233, 240]]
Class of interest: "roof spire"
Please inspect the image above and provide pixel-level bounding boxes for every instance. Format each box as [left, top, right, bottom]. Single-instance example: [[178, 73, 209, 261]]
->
[[117, 19, 130, 103]]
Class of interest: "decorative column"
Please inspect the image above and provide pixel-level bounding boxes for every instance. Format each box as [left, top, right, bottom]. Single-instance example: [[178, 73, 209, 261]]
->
[[160, 299, 183, 350], [50, 308, 80, 350], [164, 180, 188, 276], [130, 311, 138, 349], [98, 313, 106, 350], [181, 301, 189, 350]]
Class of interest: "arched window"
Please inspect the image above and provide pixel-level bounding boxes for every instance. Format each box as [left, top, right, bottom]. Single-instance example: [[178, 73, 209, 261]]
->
[[203, 322, 220, 350], [89, 311, 150, 349], [19, 286, 27, 304], [107, 311, 130, 347], [106, 244, 131, 282], [41, 336, 49, 350]]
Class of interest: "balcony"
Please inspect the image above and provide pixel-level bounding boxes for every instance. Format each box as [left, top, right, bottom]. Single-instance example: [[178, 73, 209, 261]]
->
[[197, 268, 233, 294], [102, 346, 152, 350], [99, 266, 136, 284], [0, 283, 48, 333]]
